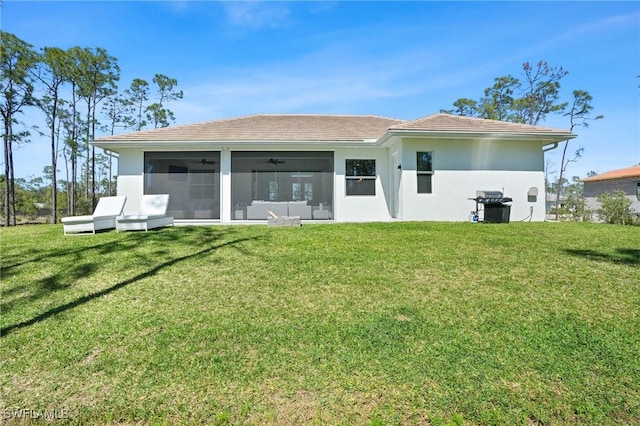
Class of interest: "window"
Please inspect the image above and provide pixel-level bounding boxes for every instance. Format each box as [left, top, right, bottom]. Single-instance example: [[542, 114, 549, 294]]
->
[[417, 152, 433, 194], [292, 178, 313, 201], [636, 182, 640, 201], [346, 159, 376, 196]]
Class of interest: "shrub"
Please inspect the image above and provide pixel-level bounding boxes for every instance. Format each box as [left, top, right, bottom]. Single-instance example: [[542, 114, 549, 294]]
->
[[596, 190, 637, 225], [563, 193, 592, 222]]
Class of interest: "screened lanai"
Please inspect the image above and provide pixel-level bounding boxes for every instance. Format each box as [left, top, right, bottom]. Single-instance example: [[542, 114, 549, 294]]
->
[[231, 151, 334, 220], [144, 151, 220, 220]]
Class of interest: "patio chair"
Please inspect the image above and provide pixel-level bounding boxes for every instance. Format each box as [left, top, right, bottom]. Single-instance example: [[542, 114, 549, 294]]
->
[[116, 194, 173, 232], [61, 196, 127, 235]]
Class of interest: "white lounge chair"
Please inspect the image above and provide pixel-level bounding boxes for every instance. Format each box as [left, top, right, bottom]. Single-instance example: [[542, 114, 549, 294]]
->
[[116, 194, 173, 232], [61, 196, 127, 235]]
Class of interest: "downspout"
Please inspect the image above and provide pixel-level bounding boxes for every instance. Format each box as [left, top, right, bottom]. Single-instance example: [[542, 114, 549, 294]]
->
[[542, 140, 570, 221]]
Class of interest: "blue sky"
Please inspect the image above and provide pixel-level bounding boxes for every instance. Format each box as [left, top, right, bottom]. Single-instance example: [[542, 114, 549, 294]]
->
[[3, 1, 639, 181]]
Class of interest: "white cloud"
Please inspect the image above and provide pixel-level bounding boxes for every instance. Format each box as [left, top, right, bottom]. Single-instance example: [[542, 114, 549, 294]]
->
[[219, 1, 291, 29]]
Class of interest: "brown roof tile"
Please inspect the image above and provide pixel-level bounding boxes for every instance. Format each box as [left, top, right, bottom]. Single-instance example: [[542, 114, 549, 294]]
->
[[94, 112, 574, 144], [581, 165, 640, 182], [96, 114, 404, 142], [390, 113, 574, 135]]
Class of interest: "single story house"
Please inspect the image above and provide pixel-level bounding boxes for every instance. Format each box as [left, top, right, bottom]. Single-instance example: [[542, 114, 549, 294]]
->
[[582, 165, 640, 217], [92, 113, 575, 224]]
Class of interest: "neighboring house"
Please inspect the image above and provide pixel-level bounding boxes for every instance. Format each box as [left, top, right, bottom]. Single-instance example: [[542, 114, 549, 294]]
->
[[582, 165, 640, 218], [545, 192, 567, 214], [92, 113, 574, 224]]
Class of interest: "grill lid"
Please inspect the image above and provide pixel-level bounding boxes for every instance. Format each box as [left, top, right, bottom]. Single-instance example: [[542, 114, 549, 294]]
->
[[473, 190, 512, 204], [476, 190, 503, 199], [477, 197, 513, 204]]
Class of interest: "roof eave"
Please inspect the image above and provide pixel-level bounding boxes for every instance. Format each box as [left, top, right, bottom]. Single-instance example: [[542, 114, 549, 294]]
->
[[582, 175, 640, 183], [92, 139, 380, 152], [378, 130, 576, 146]]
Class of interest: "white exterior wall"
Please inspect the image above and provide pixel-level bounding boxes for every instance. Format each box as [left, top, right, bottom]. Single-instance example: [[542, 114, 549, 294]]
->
[[398, 138, 547, 222], [116, 149, 145, 215], [398, 170, 546, 221], [113, 137, 549, 223], [220, 148, 232, 223], [334, 147, 392, 222], [388, 141, 403, 219]]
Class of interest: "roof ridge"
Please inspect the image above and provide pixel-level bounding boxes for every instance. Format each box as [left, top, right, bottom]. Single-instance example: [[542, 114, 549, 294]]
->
[[251, 112, 404, 120]]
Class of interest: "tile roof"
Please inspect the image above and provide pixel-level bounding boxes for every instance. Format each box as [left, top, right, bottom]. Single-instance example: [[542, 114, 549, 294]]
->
[[97, 114, 404, 142], [390, 113, 574, 135], [581, 165, 640, 182], [94, 112, 573, 143]]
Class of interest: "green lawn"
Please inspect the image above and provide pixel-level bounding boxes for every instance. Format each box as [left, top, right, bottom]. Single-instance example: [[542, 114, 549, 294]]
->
[[1, 222, 638, 425]]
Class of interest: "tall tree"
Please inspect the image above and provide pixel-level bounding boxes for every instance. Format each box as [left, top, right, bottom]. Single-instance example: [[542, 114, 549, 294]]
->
[[146, 73, 183, 128], [515, 61, 568, 125], [442, 98, 479, 117], [101, 93, 134, 135], [51, 105, 72, 213], [125, 78, 150, 131], [32, 47, 69, 224], [478, 75, 520, 121], [554, 90, 603, 219], [100, 93, 133, 195], [75, 47, 119, 207], [1, 32, 38, 226], [445, 61, 569, 126], [63, 47, 90, 215]]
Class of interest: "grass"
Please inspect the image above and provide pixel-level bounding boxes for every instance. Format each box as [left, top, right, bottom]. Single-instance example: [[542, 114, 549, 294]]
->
[[1, 222, 639, 425]]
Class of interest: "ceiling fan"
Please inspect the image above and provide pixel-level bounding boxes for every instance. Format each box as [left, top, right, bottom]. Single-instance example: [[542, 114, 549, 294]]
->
[[191, 158, 218, 166], [262, 158, 286, 165]]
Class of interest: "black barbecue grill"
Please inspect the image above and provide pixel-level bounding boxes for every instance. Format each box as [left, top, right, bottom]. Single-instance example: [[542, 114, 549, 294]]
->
[[470, 191, 513, 223]]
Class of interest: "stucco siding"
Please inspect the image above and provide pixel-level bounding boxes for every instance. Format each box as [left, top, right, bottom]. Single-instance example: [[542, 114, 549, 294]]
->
[[584, 177, 640, 217], [114, 137, 549, 223], [116, 149, 145, 215], [400, 138, 544, 172], [334, 148, 392, 222], [397, 138, 546, 221], [397, 170, 545, 221]]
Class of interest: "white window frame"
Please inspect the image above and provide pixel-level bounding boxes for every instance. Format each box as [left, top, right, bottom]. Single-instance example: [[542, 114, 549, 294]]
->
[[345, 159, 376, 196], [417, 151, 433, 194]]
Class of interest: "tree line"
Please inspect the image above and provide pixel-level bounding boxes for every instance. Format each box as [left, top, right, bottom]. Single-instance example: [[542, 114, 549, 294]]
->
[[1, 32, 183, 226]]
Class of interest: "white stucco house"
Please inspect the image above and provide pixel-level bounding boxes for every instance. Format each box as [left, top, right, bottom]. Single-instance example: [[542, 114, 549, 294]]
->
[[582, 165, 640, 218], [92, 113, 575, 224]]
